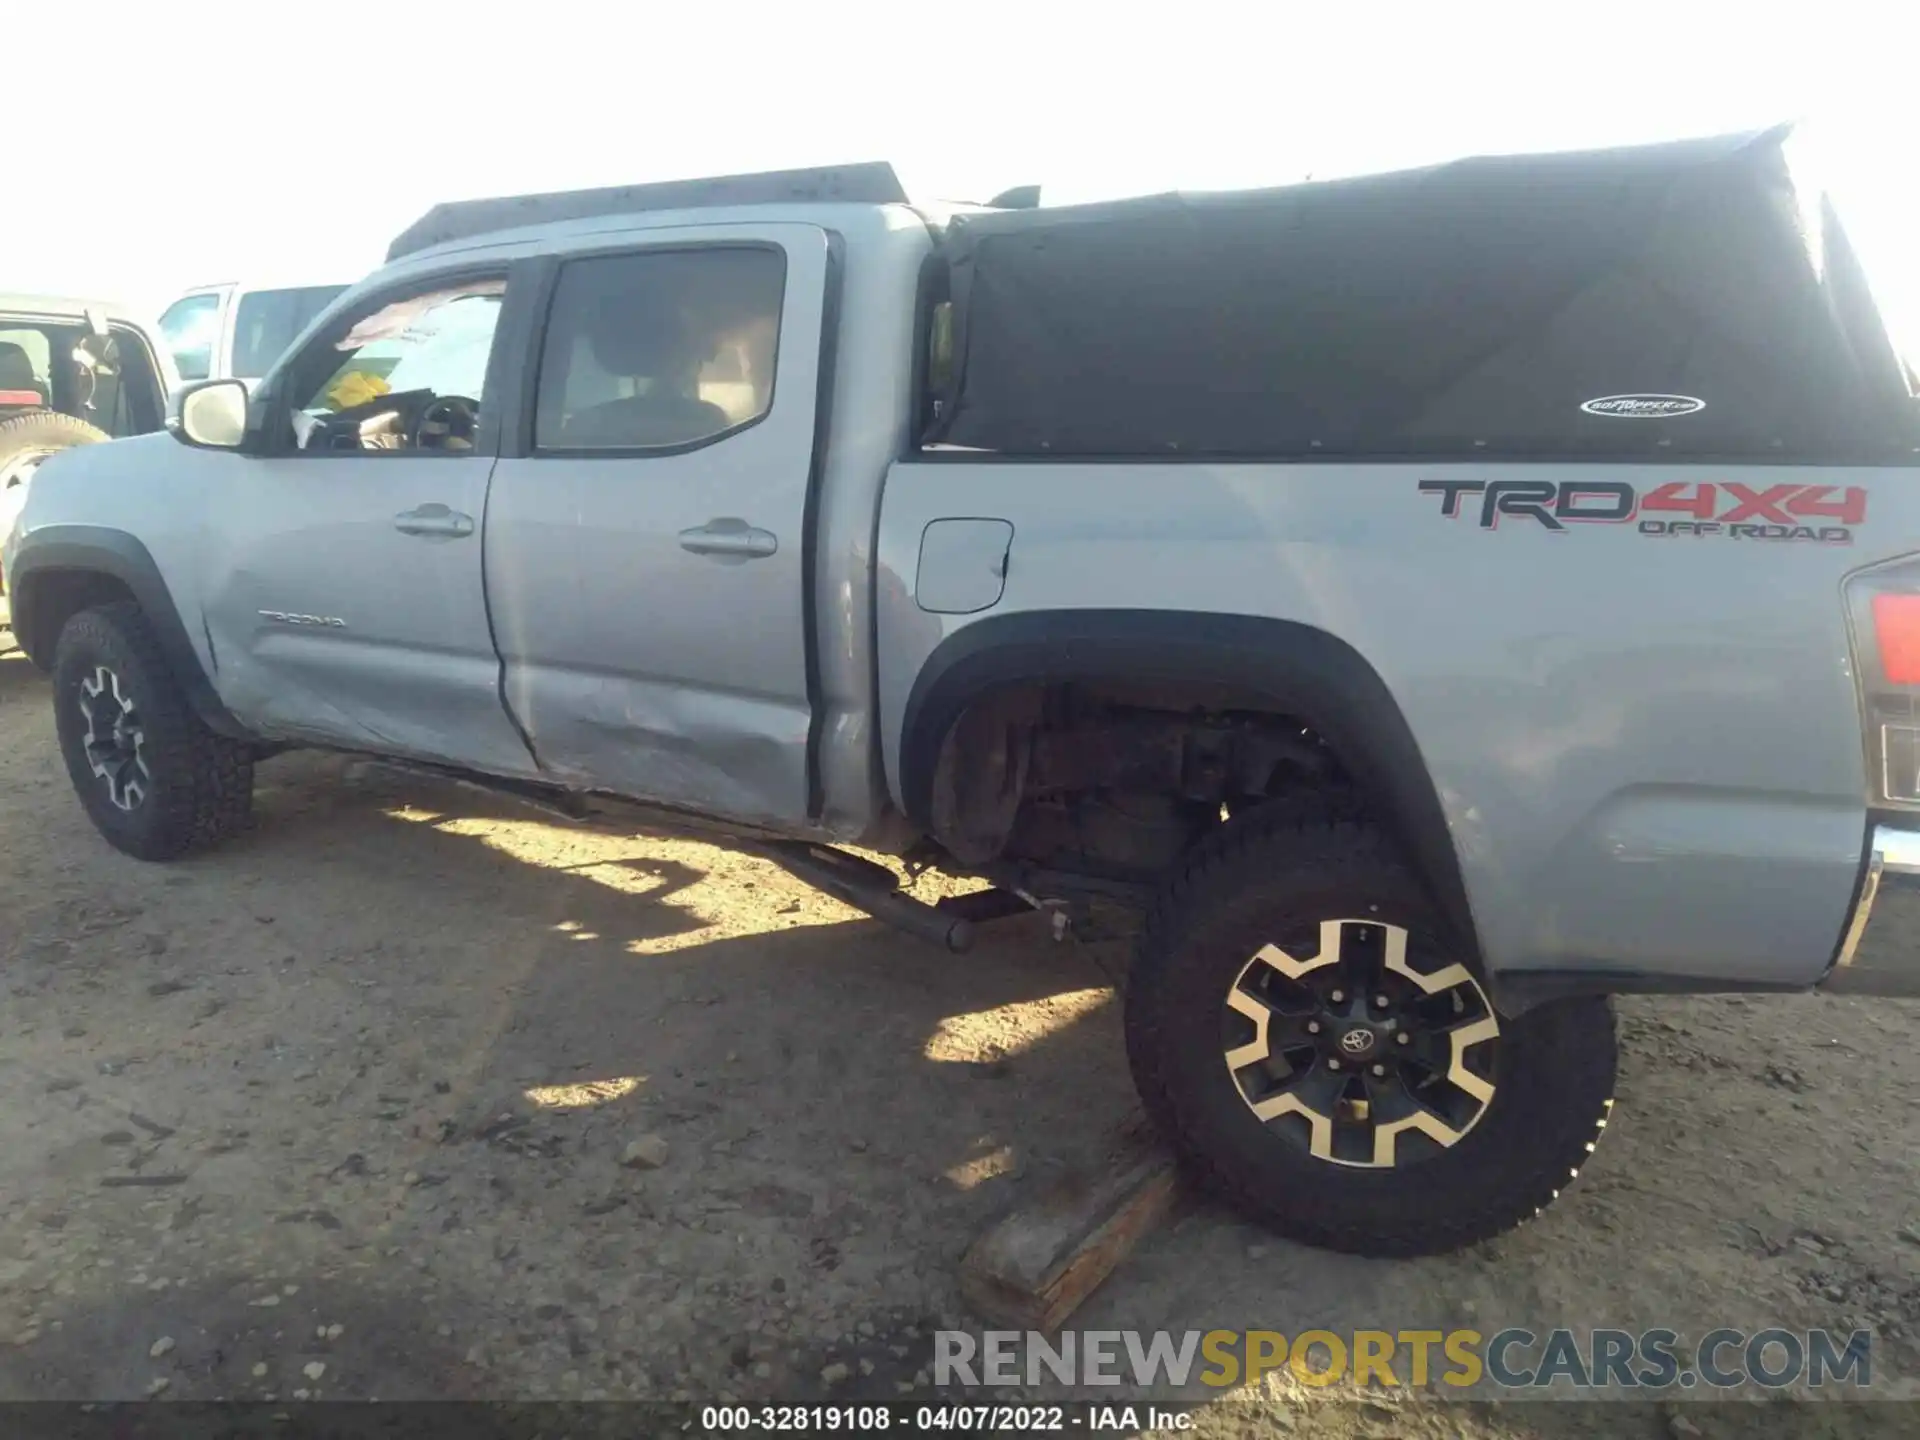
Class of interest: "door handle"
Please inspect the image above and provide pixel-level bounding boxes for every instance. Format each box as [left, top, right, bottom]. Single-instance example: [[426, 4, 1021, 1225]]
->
[[678, 518, 778, 563], [394, 503, 475, 539]]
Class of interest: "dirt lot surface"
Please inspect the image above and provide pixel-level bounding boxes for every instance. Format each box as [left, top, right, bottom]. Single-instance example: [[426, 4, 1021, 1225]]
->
[[5, 606, 1920, 1438]]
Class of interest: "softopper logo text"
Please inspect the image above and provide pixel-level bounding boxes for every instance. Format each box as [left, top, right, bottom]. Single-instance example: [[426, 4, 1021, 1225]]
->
[[1580, 394, 1707, 418]]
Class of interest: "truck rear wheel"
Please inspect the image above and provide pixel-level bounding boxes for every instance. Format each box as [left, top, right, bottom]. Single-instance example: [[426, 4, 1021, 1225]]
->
[[1125, 810, 1615, 1256], [51, 601, 254, 860]]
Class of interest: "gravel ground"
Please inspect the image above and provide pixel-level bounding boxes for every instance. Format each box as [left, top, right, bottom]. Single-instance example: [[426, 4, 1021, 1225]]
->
[[5, 605, 1920, 1438]]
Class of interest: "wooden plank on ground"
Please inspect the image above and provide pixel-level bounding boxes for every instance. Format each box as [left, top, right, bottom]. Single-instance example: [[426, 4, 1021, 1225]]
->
[[959, 1136, 1181, 1332]]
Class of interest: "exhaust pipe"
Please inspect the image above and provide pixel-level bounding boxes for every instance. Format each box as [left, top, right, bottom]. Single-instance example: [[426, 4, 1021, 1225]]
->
[[759, 842, 975, 953]]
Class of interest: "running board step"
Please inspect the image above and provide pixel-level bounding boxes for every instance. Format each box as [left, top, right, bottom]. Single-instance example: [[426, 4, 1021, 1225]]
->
[[759, 842, 975, 953]]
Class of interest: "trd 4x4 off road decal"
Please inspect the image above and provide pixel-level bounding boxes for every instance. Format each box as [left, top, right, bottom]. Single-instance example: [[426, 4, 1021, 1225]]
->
[[1417, 479, 1865, 544]]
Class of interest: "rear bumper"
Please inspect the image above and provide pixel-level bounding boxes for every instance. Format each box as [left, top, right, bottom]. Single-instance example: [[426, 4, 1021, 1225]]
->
[[1818, 826, 1920, 996]]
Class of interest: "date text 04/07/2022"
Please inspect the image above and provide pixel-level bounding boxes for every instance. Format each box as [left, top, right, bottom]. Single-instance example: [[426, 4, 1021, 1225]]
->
[[697, 1404, 1191, 1431]]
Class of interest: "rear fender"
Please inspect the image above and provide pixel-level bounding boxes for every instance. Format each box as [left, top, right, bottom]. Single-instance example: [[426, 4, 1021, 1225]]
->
[[897, 609, 1480, 965]]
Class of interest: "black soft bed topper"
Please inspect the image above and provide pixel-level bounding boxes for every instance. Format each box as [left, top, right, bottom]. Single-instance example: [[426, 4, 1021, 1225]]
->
[[930, 126, 1918, 464], [387, 162, 908, 262]]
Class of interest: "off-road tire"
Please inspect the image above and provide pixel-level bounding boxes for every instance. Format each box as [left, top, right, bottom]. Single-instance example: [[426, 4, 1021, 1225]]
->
[[0, 410, 110, 592], [0, 406, 110, 450], [0, 409, 110, 493], [1125, 808, 1616, 1256], [52, 602, 253, 861]]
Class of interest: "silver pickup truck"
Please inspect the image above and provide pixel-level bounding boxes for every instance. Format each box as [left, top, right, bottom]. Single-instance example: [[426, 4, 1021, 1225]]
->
[[8, 129, 1918, 1258]]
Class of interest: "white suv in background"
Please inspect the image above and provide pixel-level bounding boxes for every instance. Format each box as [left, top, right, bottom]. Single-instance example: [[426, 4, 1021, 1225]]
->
[[157, 281, 348, 390]]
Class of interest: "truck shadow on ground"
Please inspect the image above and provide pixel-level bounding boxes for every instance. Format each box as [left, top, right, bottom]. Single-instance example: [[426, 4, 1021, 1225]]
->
[[5, 754, 1140, 1402], [4, 752, 1905, 1434]]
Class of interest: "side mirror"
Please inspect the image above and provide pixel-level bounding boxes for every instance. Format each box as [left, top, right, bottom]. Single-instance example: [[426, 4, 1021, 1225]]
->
[[172, 378, 250, 450]]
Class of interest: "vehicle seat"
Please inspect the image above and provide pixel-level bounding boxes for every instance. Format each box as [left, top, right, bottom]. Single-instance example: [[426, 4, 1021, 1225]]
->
[[0, 342, 48, 408], [558, 292, 729, 449]]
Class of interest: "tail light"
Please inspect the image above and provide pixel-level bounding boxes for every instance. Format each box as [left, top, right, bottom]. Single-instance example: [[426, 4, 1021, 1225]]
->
[[1849, 567, 1920, 807], [1872, 594, 1920, 683]]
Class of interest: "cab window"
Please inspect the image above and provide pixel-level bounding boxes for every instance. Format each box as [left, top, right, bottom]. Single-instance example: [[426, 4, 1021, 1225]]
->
[[533, 248, 784, 453], [0, 327, 52, 407], [158, 293, 221, 382], [0, 322, 164, 436], [286, 277, 506, 454], [231, 285, 348, 381]]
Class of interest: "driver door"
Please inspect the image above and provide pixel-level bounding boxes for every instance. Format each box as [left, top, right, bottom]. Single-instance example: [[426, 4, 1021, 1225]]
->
[[197, 264, 539, 777]]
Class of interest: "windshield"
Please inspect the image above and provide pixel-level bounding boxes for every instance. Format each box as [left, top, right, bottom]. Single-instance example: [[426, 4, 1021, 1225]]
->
[[232, 285, 348, 380]]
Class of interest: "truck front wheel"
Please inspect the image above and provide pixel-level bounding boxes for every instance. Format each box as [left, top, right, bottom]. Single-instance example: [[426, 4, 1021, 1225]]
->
[[51, 601, 254, 860], [1125, 810, 1616, 1256]]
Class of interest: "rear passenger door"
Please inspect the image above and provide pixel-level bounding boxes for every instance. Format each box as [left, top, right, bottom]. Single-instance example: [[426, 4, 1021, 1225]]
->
[[483, 225, 832, 827]]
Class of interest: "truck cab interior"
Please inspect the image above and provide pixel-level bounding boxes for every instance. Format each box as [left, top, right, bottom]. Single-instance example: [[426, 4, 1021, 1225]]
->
[[283, 283, 504, 454], [0, 319, 165, 437]]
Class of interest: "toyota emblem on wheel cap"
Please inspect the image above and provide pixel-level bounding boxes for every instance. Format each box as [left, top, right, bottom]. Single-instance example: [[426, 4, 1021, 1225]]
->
[[1339, 1028, 1376, 1056]]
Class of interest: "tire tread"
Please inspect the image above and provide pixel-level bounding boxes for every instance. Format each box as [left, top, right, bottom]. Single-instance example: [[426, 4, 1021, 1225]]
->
[[1126, 806, 1615, 1256], [54, 602, 253, 860]]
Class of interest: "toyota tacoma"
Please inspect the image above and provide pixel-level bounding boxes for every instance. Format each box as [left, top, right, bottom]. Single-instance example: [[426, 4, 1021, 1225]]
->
[[8, 129, 1918, 1257]]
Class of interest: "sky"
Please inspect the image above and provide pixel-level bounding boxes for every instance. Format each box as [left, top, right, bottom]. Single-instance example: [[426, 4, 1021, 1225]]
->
[[9, 0, 1916, 348]]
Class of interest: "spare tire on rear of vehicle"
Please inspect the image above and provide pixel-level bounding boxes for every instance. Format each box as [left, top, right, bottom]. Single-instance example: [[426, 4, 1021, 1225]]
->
[[0, 410, 112, 590], [0, 409, 111, 491]]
